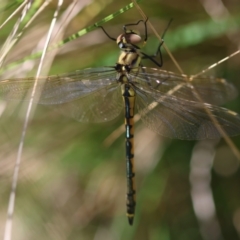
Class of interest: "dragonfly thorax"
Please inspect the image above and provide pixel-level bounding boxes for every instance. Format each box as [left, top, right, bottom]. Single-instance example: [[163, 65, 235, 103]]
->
[[117, 49, 142, 70]]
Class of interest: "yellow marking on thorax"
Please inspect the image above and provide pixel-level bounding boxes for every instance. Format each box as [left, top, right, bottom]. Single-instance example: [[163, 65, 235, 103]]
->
[[118, 51, 142, 68]]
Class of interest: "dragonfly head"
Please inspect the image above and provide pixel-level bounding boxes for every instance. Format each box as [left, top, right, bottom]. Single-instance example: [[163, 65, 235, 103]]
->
[[116, 30, 142, 50]]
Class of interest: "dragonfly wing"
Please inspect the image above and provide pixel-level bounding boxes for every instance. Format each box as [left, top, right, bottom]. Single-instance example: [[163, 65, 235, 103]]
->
[[54, 83, 123, 122], [0, 67, 123, 122], [135, 87, 240, 140], [0, 67, 118, 104], [133, 67, 238, 105]]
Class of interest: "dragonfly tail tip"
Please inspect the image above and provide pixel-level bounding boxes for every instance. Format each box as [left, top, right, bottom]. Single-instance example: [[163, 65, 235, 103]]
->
[[128, 216, 134, 225]]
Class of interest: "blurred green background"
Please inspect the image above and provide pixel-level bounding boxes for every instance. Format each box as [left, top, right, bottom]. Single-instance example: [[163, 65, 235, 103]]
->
[[0, 0, 240, 240]]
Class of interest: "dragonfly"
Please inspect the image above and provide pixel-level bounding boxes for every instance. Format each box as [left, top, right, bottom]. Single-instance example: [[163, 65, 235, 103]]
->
[[1, 18, 240, 225]]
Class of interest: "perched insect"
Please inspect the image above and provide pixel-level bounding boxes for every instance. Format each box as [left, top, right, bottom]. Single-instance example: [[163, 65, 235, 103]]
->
[[0, 18, 240, 225]]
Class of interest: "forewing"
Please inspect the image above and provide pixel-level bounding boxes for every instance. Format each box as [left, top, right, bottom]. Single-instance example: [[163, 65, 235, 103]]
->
[[0, 67, 117, 104], [132, 67, 238, 105], [0, 67, 123, 122], [135, 87, 240, 140]]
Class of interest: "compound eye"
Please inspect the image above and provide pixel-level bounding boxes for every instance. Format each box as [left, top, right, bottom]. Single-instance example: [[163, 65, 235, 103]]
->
[[126, 33, 142, 44], [116, 34, 125, 45], [116, 33, 142, 47]]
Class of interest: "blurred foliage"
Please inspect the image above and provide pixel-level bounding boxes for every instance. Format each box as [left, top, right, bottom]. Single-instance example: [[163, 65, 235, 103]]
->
[[0, 0, 240, 240]]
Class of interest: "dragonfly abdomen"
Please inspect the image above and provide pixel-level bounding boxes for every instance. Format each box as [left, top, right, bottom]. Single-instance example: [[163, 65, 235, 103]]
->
[[121, 83, 136, 225]]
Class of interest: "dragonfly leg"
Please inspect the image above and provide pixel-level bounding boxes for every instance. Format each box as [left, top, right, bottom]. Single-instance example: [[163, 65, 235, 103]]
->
[[123, 18, 148, 43], [141, 18, 173, 67], [96, 25, 116, 41]]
